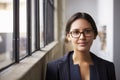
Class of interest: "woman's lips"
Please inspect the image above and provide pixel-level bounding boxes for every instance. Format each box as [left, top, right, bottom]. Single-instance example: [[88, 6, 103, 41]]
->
[[78, 42, 87, 46]]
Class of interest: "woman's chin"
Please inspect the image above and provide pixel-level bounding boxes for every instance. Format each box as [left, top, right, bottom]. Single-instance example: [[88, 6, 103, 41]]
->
[[77, 47, 89, 52]]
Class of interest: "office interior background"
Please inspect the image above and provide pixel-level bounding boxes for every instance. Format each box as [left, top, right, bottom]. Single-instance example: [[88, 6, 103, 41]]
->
[[0, 0, 120, 80]]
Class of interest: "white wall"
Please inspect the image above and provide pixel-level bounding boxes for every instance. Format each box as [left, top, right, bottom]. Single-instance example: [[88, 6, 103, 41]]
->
[[65, 0, 98, 54], [65, 0, 98, 22], [97, 0, 113, 62], [65, 0, 114, 62], [65, 0, 99, 55]]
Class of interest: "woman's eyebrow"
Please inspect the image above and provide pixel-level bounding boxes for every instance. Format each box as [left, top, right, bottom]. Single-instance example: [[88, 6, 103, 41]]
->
[[72, 29, 79, 30], [71, 28, 92, 31], [70, 29, 79, 32]]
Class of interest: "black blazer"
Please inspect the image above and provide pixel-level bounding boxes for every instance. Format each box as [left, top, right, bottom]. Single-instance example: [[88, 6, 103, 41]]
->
[[45, 51, 116, 80]]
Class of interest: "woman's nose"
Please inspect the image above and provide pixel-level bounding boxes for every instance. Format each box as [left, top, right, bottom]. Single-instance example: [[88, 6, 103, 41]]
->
[[79, 33, 86, 40]]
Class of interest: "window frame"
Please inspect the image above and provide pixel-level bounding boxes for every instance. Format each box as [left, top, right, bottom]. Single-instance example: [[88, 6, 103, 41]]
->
[[34, 0, 40, 50], [0, 0, 55, 72]]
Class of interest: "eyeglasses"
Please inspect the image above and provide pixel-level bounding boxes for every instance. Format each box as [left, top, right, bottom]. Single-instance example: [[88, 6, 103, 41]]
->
[[69, 29, 94, 38]]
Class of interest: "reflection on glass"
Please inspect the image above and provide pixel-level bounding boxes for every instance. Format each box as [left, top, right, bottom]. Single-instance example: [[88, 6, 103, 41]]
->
[[0, 0, 14, 69], [31, 0, 35, 52], [40, 0, 44, 48], [19, 0, 27, 59]]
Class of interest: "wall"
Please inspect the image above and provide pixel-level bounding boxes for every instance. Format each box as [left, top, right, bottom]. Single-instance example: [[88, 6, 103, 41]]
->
[[96, 0, 113, 62], [65, 0, 98, 21], [64, 0, 114, 62], [114, 0, 120, 79], [64, 0, 99, 54]]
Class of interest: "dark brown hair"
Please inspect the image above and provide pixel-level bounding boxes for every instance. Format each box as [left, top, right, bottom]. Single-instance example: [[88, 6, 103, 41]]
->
[[65, 12, 98, 37]]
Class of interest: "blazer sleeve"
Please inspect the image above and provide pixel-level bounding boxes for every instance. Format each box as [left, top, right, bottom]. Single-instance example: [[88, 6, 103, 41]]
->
[[45, 62, 59, 80], [107, 62, 116, 80]]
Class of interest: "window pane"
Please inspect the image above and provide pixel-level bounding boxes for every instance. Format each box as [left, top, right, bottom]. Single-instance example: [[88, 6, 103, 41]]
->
[[19, 0, 27, 59], [44, 0, 54, 45], [40, 0, 44, 48], [31, 0, 35, 52], [0, 0, 14, 69]]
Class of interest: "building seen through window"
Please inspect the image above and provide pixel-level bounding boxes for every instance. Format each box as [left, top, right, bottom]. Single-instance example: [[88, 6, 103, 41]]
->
[[19, 0, 27, 59], [0, 0, 13, 70]]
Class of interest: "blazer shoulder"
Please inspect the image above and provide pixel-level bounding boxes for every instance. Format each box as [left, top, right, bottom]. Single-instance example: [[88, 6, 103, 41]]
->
[[46, 51, 72, 74], [45, 58, 64, 80], [91, 52, 114, 65], [99, 57, 116, 80], [91, 53, 116, 80], [45, 53, 70, 80], [47, 53, 69, 66]]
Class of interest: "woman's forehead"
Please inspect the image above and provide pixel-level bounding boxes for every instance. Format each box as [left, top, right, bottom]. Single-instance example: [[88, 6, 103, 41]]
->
[[70, 19, 92, 30]]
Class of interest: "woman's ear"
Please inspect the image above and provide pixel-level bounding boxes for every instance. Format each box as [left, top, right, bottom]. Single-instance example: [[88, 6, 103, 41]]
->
[[66, 34, 71, 41]]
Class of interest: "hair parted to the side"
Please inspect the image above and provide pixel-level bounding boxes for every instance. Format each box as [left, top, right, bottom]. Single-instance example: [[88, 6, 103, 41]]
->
[[65, 12, 98, 38]]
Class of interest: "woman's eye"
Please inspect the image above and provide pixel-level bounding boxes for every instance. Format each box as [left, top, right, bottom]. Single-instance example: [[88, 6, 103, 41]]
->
[[84, 30, 91, 33], [74, 31, 80, 34]]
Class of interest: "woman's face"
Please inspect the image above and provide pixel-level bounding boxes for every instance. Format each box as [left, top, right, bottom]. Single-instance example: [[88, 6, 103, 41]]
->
[[67, 18, 95, 52]]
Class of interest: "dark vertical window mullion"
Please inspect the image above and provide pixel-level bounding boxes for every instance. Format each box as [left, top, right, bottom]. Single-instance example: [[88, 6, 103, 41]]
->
[[27, 0, 31, 55], [43, 0, 47, 46], [35, 0, 40, 50], [43, 0, 45, 46], [13, 0, 19, 63], [46, 0, 48, 45], [51, 0, 54, 42]]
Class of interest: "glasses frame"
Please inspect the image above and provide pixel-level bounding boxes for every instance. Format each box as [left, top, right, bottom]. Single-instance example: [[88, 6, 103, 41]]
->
[[69, 29, 94, 38]]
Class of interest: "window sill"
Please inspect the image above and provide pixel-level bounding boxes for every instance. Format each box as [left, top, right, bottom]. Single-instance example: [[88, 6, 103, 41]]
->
[[0, 41, 58, 80]]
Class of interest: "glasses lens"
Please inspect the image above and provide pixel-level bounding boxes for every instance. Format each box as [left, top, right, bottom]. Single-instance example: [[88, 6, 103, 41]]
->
[[71, 31, 80, 38], [84, 30, 93, 36], [70, 29, 94, 38]]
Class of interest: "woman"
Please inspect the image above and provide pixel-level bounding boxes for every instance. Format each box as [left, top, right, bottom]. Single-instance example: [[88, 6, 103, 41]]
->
[[45, 12, 116, 80]]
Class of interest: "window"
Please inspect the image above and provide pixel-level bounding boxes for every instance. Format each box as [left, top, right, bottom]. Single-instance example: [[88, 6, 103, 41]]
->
[[31, 0, 35, 52], [0, 0, 55, 72], [40, 0, 44, 48], [19, 0, 27, 59], [43, 0, 54, 46], [0, 0, 14, 70], [34, 0, 40, 50]]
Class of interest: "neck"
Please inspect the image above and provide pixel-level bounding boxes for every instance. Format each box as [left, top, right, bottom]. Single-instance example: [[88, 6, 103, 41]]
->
[[72, 50, 93, 65]]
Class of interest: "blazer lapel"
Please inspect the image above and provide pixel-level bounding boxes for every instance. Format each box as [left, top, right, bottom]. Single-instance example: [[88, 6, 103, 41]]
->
[[58, 62, 70, 80], [91, 53, 108, 80], [58, 53, 71, 80]]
